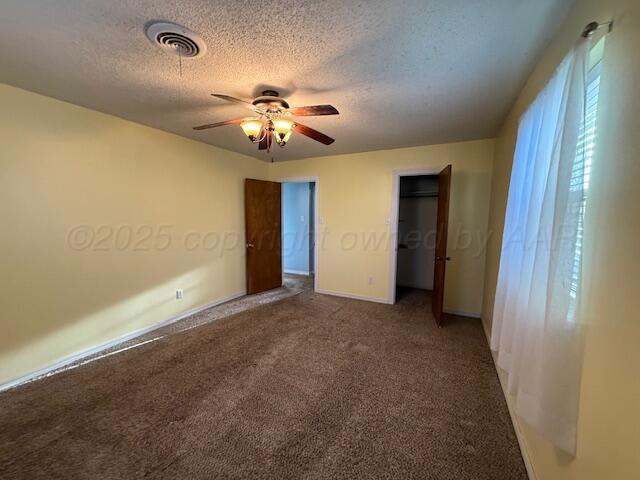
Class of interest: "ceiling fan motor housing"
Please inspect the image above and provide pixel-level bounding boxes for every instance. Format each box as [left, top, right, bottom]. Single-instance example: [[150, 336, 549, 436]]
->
[[252, 90, 290, 111]]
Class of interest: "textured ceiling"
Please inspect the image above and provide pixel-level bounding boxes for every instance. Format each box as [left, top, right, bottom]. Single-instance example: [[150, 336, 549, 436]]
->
[[0, 0, 571, 161]]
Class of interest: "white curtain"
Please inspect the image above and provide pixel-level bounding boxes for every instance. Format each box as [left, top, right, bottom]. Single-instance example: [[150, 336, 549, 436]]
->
[[491, 40, 590, 455]]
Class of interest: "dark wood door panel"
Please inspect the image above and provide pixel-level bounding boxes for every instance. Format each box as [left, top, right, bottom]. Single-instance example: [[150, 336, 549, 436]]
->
[[245, 179, 282, 294], [432, 165, 451, 326]]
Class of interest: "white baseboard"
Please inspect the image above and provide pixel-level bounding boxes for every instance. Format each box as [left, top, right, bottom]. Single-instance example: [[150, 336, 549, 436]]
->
[[481, 319, 536, 480], [0, 291, 246, 393], [316, 288, 392, 304], [315, 289, 480, 312], [284, 269, 310, 276], [443, 308, 481, 319]]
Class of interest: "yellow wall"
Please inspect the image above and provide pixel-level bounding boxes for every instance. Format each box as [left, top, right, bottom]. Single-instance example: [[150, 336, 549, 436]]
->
[[1, 83, 494, 387], [269, 140, 495, 315], [482, 0, 640, 478], [0, 84, 268, 385], [5, 3, 637, 472]]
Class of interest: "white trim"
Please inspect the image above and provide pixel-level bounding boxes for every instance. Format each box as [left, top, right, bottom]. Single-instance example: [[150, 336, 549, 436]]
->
[[278, 176, 320, 292], [0, 291, 245, 393], [443, 308, 481, 319], [284, 269, 310, 276], [388, 167, 444, 304], [316, 288, 392, 304], [481, 319, 536, 480]]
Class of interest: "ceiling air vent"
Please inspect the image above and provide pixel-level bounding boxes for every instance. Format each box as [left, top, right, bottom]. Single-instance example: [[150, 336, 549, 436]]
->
[[145, 21, 206, 58]]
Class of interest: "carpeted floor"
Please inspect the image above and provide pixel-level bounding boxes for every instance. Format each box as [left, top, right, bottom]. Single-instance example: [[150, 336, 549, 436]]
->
[[14, 274, 313, 385], [0, 289, 526, 479]]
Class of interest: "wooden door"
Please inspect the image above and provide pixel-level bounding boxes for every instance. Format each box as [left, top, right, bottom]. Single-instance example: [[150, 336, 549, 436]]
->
[[432, 165, 452, 326], [245, 179, 282, 294]]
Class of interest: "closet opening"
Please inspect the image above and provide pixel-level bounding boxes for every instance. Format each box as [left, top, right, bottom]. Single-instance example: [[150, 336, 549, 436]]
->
[[396, 175, 439, 298], [391, 166, 451, 326]]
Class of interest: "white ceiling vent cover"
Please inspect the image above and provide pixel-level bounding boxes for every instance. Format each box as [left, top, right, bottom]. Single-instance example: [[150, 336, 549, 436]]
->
[[145, 21, 206, 59]]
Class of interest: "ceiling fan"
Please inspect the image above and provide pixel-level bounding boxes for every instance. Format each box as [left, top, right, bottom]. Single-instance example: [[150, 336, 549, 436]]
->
[[193, 90, 339, 152]]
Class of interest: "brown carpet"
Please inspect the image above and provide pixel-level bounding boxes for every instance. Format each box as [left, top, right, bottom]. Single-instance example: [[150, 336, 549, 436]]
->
[[23, 273, 314, 383], [0, 289, 526, 479]]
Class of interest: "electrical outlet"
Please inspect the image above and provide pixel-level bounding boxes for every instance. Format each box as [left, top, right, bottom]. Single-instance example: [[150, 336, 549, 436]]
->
[[176, 289, 184, 300]]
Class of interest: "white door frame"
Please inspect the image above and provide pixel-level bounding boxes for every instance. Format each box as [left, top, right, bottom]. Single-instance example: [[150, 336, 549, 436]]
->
[[388, 167, 443, 304], [278, 176, 320, 292]]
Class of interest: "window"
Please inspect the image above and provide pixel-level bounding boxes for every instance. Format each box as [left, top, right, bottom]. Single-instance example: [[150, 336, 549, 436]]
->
[[491, 40, 603, 453], [568, 44, 603, 320]]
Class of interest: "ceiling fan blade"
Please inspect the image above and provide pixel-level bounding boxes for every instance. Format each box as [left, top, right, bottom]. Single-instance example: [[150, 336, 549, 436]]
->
[[193, 118, 244, 130], [292, 122, 335, 145], [287, 105, 339, 116], [211, 93, 258, 111]]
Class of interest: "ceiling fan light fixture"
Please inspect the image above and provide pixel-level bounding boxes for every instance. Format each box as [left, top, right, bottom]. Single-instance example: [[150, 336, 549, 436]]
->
[[273, 118, 294, 145], [240, 119, 264, 142], [276, 131, 292, 147], [193, 92, 338, 151]]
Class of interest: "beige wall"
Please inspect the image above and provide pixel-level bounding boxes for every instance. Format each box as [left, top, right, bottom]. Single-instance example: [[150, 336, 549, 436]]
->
[[269, 140, 495, 316], [482, 0, 640, 478], [0, 84, 268, 385], [1, 83, 494, 387], [5, 1, 637, 472]]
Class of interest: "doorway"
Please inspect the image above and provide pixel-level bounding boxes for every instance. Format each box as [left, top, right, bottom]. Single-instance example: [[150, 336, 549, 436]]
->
[[390, 166, 451, 326], [282, 180, 316, 291], [396, 175, 439, 296]]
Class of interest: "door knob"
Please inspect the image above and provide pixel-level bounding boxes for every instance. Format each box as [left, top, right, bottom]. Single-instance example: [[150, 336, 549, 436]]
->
[[246, 242, 255, 248], [436, 256, 451, 261]]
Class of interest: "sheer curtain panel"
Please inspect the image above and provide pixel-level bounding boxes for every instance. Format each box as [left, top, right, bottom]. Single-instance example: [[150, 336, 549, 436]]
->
[[491, 40, 590, 455]]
